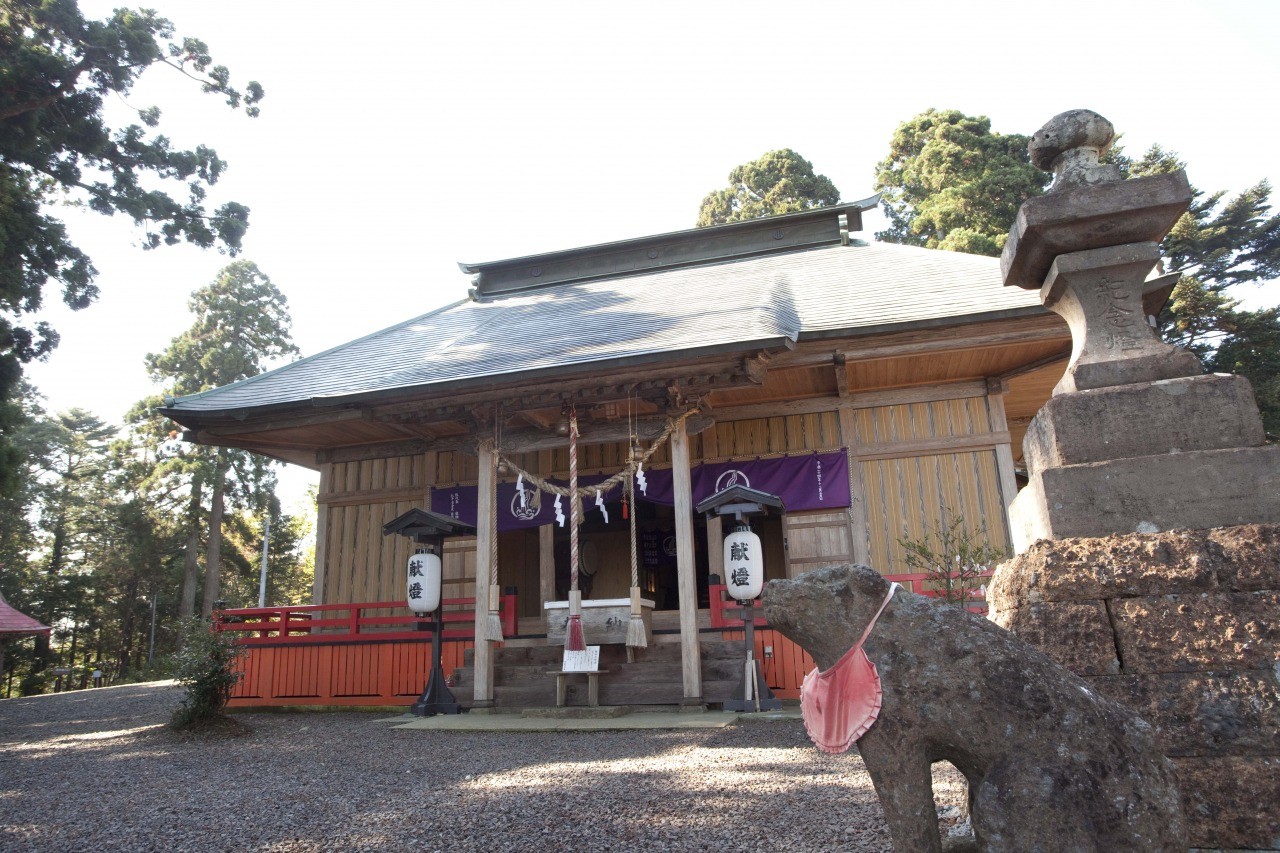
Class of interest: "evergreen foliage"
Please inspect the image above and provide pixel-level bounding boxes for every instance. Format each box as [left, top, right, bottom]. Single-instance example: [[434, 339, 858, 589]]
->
[[0, 0, 262, 494], [874, 108, 1048, 256], [169, 617, 242, 727], [697, 149, 840, 227], [875, 109, 1280, 433]]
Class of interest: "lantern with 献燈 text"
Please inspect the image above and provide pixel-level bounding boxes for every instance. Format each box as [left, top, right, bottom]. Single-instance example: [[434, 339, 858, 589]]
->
[[696, 483, 784, 712], [723, 523, 764, 602], [407, 549, 443, 614], [383, 507, 475, 717]]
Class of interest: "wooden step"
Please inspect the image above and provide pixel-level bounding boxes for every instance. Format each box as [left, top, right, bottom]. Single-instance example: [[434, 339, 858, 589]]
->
[[452, 640, 755, 708]]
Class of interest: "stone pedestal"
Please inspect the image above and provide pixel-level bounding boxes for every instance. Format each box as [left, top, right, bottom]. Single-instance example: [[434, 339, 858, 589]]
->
[[1009, 373, 1280, 551], [991, 526, 1280, 849], [994, 110, 1280, 849]]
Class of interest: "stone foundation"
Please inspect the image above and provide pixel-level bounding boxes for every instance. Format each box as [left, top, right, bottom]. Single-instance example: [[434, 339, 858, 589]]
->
[[991, 524, 1280, 850]]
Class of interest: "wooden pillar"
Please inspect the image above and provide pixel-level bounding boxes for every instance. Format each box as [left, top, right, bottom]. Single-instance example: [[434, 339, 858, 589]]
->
[[986, 379, 1020, 511], [538, 524, 555, 608], [838, 403, 872, 566], [670, 419, 703, 704], [312, 464, 332, 605], [472, 442, 496, 706]]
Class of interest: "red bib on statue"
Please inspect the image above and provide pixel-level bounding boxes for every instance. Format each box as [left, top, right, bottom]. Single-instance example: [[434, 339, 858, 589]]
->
[[799, 583, 898, 755]]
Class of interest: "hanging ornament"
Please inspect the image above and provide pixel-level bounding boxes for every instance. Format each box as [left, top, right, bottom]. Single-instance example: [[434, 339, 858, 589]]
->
[[636, 461, 648, 495], [516, 471, 527, 509], [406, 549, 442, 614], [596, 489, 608, 523], [554, 494, 565, 527], [723, 523, 764, 601]]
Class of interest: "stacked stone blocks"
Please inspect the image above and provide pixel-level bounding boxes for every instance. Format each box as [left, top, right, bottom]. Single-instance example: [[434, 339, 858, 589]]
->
[[992, 526, 1280, 848]]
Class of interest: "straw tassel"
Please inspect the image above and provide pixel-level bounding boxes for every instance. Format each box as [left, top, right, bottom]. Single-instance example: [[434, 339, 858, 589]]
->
[[484, 584, 504, 642], [626, 587, 648, 649], [566, 589, 586, 651]]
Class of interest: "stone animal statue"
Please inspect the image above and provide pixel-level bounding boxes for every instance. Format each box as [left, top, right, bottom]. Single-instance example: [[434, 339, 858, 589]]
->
[[763, 564, 1186, 852]]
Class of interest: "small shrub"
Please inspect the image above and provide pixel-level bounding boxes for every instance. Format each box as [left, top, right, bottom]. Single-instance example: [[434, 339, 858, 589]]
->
[[170, 619, 244, 728], [898, 514, 1010, 608]]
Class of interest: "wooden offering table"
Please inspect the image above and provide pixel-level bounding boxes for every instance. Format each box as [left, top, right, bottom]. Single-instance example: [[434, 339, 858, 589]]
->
[[543, 597, 654, 645]]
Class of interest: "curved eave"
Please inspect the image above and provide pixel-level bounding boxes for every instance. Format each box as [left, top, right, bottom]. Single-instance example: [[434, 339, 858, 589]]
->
[[159, 333, 797, 428]]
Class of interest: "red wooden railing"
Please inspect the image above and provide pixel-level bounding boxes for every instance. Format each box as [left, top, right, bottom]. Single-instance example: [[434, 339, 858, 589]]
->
[[214, 594, 518, 646]]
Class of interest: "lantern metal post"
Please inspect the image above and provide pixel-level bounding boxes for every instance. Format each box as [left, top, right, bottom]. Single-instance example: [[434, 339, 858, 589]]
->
[[696, 485, 784, 713], [382, 507, 476, 717], [412, 536, 459, 717]]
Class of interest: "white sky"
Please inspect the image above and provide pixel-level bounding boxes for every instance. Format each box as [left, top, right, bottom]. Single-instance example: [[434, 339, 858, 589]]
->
[[23, 0, 1280, 507]]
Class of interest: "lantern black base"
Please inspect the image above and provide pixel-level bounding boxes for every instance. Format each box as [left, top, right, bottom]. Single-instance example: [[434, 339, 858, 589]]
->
[[412, 663, 460, 717], [411, 611, 461, 717], [723, 658, 783, 712]]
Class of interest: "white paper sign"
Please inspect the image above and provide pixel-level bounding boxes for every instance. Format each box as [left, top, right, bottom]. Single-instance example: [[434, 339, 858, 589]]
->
[[561, 645, 600, 672]]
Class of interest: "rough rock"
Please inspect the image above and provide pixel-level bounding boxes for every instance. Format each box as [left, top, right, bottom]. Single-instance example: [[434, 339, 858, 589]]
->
[[1111, 590, 1280, 674], [1091, 670, 1280, 757], [1171, 755, 1280, 850], [1208, 524, 1280, 592], [763, 563, 1186, 852], [989, 600, 1119, 675], [990, 530, 1220, 609]]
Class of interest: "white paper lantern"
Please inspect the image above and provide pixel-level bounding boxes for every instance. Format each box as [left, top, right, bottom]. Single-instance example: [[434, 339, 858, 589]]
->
[[407, 551, 442, 613], [723, 524, 764, 601]]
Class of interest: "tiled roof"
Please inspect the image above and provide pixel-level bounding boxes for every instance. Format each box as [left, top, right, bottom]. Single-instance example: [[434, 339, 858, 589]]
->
[[0, 592, 50, 636], [169, 239, 1042, 415]]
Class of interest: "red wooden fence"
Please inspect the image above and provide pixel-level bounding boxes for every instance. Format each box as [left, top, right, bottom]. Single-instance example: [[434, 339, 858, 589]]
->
[[215, 595, 514, 708], [219, 575, 992, 708]]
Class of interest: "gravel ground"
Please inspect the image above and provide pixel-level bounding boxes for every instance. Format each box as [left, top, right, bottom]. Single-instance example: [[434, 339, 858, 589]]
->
[[0, 683, 967, 852]]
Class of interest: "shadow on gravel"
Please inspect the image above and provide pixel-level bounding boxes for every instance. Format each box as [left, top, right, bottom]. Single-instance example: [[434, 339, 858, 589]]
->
[[0, 682, 963, 851]]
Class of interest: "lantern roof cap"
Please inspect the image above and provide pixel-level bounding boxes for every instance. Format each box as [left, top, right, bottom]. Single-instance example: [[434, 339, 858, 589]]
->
[[696, 485, 785, 518], [382, 507, 476, 541]]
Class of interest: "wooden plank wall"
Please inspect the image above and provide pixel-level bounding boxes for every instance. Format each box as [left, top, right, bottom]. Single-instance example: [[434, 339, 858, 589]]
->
[[318, 454, 434, 605], [851, 396, 1012, 573], [314, 384, 1018, 605]]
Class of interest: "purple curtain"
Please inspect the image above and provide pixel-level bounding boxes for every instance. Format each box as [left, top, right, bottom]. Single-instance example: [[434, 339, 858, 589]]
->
[[431, 451, 850, 530]]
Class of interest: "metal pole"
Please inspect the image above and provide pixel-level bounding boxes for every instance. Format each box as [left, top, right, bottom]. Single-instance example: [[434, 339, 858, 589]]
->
[[257, 514, 271, 608], [147, 593, 157, 665]]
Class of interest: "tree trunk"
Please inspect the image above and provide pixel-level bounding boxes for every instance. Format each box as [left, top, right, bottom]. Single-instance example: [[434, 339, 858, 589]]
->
[[200, 452, 229, 620], [179, 484, 204, 619], [118, 574, 139, 677]]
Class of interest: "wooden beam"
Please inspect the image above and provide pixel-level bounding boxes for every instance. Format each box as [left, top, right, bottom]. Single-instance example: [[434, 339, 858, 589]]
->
[[317, 440, 434, 465], [837, 406, 872, 566], [181, 431, 319, 469], [706, 515, 724, 583], [669, 419, 703, 703], [539, 524, 555, 609], [838, 316, 1069, 363], [317, 413, 715, 464], [853, 430, 1011, 462], [710, 380, 989, 425], [472, 443, 496, 706], [318, 486, 429, 508], [997, 348, 1071, 382], [497, 414, 714, 455], [312, 464, 332, 605], [199, 407, 365, 434], [985, 382, 1020, 511]]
